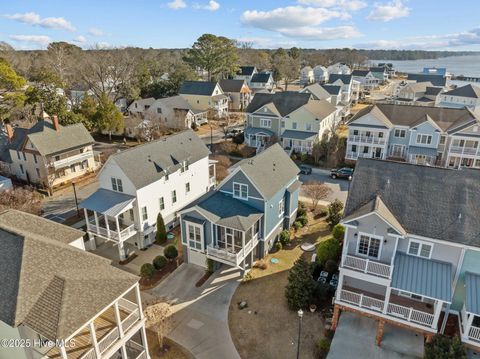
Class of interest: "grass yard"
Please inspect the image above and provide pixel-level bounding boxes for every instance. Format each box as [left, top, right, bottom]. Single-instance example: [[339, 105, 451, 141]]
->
[[229, 212, 332, 359]]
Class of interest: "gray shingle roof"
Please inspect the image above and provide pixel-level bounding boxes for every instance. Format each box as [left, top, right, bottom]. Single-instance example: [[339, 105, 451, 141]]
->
[[282, 130, 317, 140], [6, 119, 94, 156], [179, 81, 218, 96], [443, 84, 480, 99], [425, 86, 443, 96], [0, 210, 138, 340], [235, 143, 299, 199], [108, 130, 210, 189], [345, 159, 480, 246], [246, 92, 311, 117], [251, 73, 272, 84], [392, 252, 452, 302], [237, 66, 256, 76], [301, 83, 332, 101], [219, 79, 248, 93], [465, 272, 480, 314], [407, 73, 446, 87], [352, 70, 371, 77], [151, 95, 196, 112], [328, 74, 352, 85], [321, 84, 342, 95]]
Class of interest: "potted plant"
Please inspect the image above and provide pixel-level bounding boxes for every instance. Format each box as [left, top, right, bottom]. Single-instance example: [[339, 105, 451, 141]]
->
[[310, 304, 317, 313]]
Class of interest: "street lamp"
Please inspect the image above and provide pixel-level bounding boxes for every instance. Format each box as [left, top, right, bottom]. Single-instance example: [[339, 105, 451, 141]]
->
[[72, 180, 80, 217], [296, 309, 303, 359]]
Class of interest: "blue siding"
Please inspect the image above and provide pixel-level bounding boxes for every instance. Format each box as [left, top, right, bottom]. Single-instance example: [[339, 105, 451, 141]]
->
[[219, 170, 264, 211], [408, 121, 441, 149], [264, 188, 287, 242], [388, 128, 410, 146], [180, 209, 214, 249], [452, 250, 480, 311]]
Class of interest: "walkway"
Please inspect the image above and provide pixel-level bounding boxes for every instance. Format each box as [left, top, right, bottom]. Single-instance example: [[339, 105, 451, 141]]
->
[[147, 264, 242, 359]]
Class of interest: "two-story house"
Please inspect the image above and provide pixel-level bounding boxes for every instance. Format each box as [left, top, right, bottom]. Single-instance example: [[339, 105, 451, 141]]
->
[[369, 67, 389, 83], [234, 66, 257, 85], [300, 66, 314, 86], [327, 74, 359, 105], [127, 98, 156, 117], [300, 83, 332, 103], [321, 85, 342, 106], [245, 92, 338, 154], [327, 63, 351, 75], [352, 70, 379, 90], [80, 130, 216, 260], [179, 81, 228, 118], [178, 144, 300, 270], [313, 65, 328, 83], [438, 84, 480, 110], [345, 103, 480, 168], [249, 72, 275, 92], [1, 116, 98, 192], [219, 79, 252, 111], [333, 159, 480, 351], [393, 82, 444, 106], [0, 209, 150, 359]]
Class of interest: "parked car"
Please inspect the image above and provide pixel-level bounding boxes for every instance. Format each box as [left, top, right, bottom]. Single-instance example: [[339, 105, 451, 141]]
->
[[226, 127, 243, 138], [299, 165, 312, 175], [330, 168, 354, 180]]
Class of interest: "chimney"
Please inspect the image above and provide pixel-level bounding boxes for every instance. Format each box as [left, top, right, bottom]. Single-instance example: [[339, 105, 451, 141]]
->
[[5, 124, 14, 143], [52, 115, 60, 132]]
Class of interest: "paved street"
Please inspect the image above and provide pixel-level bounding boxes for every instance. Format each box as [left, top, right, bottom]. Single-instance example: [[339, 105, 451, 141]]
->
[[147, 264, 242, 359], [299, 167, 349, 205]]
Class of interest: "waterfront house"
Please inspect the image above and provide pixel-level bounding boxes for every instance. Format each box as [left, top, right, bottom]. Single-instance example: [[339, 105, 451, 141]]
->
[[178, 144, 300, 270], [438, 84, 480, 110], [327, 63, 351, 75], [333, 159, 480, 351], [80, 130, 215, 260], [352, 70, 379, 90]]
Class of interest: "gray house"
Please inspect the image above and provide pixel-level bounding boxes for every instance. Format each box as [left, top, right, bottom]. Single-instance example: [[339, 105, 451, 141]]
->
[[333, 159, 480, 350], [179, 144, 300, 270]]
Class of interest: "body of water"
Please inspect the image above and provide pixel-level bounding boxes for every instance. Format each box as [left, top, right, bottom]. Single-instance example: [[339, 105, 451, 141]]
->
[[371, 55, 480, 77]]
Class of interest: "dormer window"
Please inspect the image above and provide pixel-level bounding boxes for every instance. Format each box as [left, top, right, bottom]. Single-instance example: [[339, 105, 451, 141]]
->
[[233, 182, 248, 200], [111, 177, 123, 192]]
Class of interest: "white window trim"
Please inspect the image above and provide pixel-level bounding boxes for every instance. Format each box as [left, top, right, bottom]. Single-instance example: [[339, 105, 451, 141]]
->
[[233, 182, 248, 200], [394, 129, 406, 138], [278, 198, 285, 218], [260, 118, 271, 128], [407, 238, 433, 259], [186, 221, 204, 251], [355, 232, 383, 260]]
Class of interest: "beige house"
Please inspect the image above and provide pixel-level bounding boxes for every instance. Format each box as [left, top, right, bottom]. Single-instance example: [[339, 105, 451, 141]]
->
[[0, 209, 150, 359], [127, 97, 156, 116], [146, 95, 208, 129], [179, 81, 228, 118], [219, 79, 252, 111], [1, 116, 99, 191]]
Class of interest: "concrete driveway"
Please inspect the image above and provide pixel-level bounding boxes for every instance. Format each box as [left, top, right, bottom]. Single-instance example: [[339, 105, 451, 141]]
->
[[147, 264, 242, 359], [299, 167, 349, 205], [327, 312, 424, 359]]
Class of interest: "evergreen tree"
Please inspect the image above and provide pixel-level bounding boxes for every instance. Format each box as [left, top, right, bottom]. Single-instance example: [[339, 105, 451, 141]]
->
[[94, 93, 124, 140], [156, 212, 167, 244], [285, 257, 317, 310], [425, 335, 466, 359]]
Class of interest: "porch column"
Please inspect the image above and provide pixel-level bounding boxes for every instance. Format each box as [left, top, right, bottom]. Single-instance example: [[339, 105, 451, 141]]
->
[[89, 322, 101, 358], [115, 215, 122, 241], [118, 241, 127, 261], [84, 208, 90, 231], [332, 305, 341, 331], [94, 211, 100, 234], [432, 300, 444, 329], [375, 320, 385, 346], [104, 214, 111, 237], [467, 310, 475, 335], [59, 345, 68, 359], [440, 304, 451, 334], [242, 232, 245, 253], [335, 272, 344, 302], [383, 287, 392, 314], [121, 345, 128, 359], [114, 301, 124, 338], [135, 285, 144, 317], [140, 326, 150, 355]]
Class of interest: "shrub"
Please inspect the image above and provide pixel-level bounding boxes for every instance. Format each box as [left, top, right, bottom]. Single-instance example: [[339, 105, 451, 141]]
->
[[232, 132, 244, 145], [279, 230, 290, 246], [285, 257, 317, 310], [140, 263, 155, 278], [300, 153, 308, 163], [425, 335, 466, 359], [316, 338, 331, 359], [242, 271, 253, 283], [153, 255, 168, 270], [298, 215, 308, 226], [326, 199, 344, 228], [164, 245, 178, 260], [206, 258, 215, 274], [316, 238, 341, 265], [297, 206, 307, 218], [313, 282, 329, 303], [191, 122, 198, 131], [156, 212, 167, 244], [275, 241, 283, 251], [332, 224, 345, 242], [324, 259, 338, 274], [229, 150, 243, 157], [293, 221, 303, 230]]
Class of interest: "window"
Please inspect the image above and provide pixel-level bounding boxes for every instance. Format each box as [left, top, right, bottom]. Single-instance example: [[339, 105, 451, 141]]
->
[[292, 122, 297, 130], [233, 182, 248, 200], [186, 182, 190, 193], [306, 123, 312, 131], [353, 130, 359, 136], [260, 118, 271, 128], [164, 172, 169, 181], [278, 198, 285, 217], [33, 154, 37, 164], [141, 207, 148, 221], [55, 155, 60, 161], [111, 178, 123, 192], [394, 129, 406, 138], [111, 177, 117, 191], [416, 134, 432, 145], [157, 107, 162, 114], [19, 164, 24, 174], [408, 240, 432, 258], [357, 234, 381, 259], [70, 164, 76, 173], [22, 152, 26, 161], [135, 103, 138, 108], [16, 151, 20, 160], [171, 190, 177, 203], [281, 120, 285, 128], [36, 168, 40, 178], [129, 209, 134, 221], [439, 135, 446, 145], [351, 145, 357, 153], [159, 197, 165, 211], [181, 161, 189, 173], [187, 223, 203, 250], [363, 146, 369, 154], [378, 132, 384, 138]]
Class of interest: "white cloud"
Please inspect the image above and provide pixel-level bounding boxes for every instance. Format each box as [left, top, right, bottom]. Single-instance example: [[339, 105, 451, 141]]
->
[[366, 0, 410, 22], [5, 12, 76, 31], [88, 27, 104, 36], [194, 0, 220, 11], [297, 0, 367, 11], [241, 6, 360, 40], [73, 35, 87, 44], [168, 0, 187, 9], [355, 28, 480, 50], [9, 34, 51, 47]]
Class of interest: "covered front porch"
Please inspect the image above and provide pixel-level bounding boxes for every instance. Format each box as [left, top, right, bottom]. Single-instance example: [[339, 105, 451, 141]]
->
[[460, 272, 480, 348], [281, 130, 317, 154], [80, 188, 138, 260], [245, 127, 274, 149]]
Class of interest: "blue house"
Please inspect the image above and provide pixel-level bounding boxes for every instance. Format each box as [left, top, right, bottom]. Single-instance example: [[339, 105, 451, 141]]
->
[[179, 144, 301, 270]]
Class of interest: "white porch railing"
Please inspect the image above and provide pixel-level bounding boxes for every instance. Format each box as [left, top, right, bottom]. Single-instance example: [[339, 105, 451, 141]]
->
[[135, 351, 148, 359], [98, 327, 120, 354], [386, 303, 435, 327], [51, 151, 94, 169], [348, 135, 386, 145], [340, 289, 383, 313], [79, 348, 96, 359], [345, 152, 376, 160], [119, 298, 139, 312], [449, 146, 479, 156], [122, 308, 140, 333], [342, 255, 392, 278], [207, 236, 259, 267], [88, 221, 136, 242], [469, 326, 480, 342]]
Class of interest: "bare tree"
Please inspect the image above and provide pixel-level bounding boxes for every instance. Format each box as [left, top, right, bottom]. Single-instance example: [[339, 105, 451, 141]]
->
[[0, 187, 43, 215], [303, 180, 332, 211], [144, 300, 172, 353]]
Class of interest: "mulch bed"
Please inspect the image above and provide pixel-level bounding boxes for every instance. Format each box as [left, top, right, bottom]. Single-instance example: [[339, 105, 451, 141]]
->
[[119, 253, 138, 265], [140, 259, 183, 291], [195, 271, 212, 287]]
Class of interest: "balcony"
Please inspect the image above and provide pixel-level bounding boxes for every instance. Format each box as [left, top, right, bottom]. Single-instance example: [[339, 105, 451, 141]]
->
[[342, 255, 392, 279], [51, 151, 94, 169], [348, 135, 386, 145], [207, 235, 259, 267], [346, 152, 374, 160], [460, 304, 480, 346], [449, 146, 479, 156], [88, 219, 137, 242]]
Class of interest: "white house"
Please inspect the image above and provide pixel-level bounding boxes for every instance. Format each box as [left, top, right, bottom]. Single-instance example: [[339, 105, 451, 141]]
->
[[300, 83, 332, 103], [127, 97, 156, 116], [249, 72, 275, 92], [438, 84, 480, 110], [300, 66, 314, 85], [179, 81, 229, 118], [234, 66, 257, 85], [313, 65, 328, 83], [352, 70, 379, 90], [80, 130, 216, 260], [327, 63, 351, 75]]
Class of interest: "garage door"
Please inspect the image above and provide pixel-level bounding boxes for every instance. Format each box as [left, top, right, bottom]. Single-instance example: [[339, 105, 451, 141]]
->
[[188, 248, 207, 268]]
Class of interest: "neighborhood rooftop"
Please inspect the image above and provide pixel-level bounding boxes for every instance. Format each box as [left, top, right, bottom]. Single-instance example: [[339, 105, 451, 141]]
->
[[245, 91, 312, 117], [443, 84, 480, 99], [250, 73, 271, 83], [237, 66, 256, 76], [179, 81, 218, 96], [219, 79, 247, 92], [344, 159, 480, 246], [407, 73, 447, 87]]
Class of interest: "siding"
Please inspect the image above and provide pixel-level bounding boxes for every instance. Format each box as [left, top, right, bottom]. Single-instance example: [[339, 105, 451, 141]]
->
[[451, 249, 480, 311], [220, 170, 264, 210]]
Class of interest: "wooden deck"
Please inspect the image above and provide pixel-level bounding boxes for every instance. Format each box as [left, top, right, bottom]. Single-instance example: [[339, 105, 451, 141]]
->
[[47, 306, 129, 359]]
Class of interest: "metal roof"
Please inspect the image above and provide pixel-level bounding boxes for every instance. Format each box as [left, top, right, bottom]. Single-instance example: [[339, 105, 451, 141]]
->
[[244, 127, 274, 137], [281, 130, 317, 140], [465, 272, 480, 315], [80, 188, 136, 217], [391, 252, 452, 302], [407, 146, 438, 157]]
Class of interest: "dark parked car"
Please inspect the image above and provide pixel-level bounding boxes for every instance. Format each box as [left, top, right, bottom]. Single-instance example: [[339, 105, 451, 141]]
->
[[330, 167, 354, 180], [299, 165, 312, 175], [226, 127, 243, 139]]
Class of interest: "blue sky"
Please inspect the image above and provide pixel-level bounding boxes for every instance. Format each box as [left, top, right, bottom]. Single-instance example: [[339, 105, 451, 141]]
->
[[1, 0, 480, 50]]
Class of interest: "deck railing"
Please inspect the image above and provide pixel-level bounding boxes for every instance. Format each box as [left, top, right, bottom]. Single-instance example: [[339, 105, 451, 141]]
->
[[88, 221, 136, 242], [98, 327, 120, 354], [386, 303, 435, 327], [122, 308, 140, 333], [348, 135, 386, 145], [51, 151, 94, 169], [79, 348, 96, 359], [342, 255, 392, 278], [207, 236, 259, 266]]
